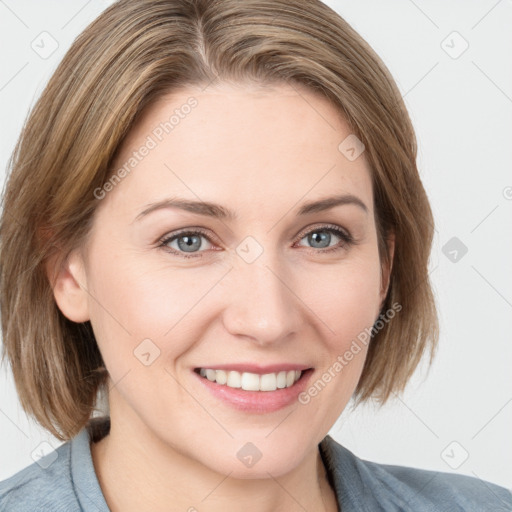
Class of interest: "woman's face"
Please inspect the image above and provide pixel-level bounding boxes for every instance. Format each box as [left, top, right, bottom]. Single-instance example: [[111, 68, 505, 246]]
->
[[63, 82, 391, 477]]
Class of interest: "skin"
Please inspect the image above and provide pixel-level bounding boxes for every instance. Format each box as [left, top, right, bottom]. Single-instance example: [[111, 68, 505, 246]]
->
[[50, 81, 394, 512]]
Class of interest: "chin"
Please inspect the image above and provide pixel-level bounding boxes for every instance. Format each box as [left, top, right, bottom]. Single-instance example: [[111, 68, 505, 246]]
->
[[195, 436, 311, 479]]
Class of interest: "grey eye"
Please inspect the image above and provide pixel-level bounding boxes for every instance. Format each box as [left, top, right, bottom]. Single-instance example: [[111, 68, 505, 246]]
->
[[163, 232, 213, 254], [307, 230, 333, 249], [176, 234, 203, 252]]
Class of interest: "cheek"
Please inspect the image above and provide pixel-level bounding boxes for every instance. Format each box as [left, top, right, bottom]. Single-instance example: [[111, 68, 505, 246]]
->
[[84, 245, 227, 365], [291, 255, 381, 427], [299, 252, 382, 345]]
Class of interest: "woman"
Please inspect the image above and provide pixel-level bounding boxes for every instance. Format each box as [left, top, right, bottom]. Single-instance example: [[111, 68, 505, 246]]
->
[[0, 0, 510, 510]]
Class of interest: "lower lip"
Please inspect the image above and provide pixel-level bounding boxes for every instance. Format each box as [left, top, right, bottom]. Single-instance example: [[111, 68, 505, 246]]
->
[[193, 369, 314, 413]]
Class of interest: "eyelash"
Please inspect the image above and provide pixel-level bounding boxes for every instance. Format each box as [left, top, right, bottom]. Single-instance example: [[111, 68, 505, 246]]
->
[[157, 224, 354, 259]]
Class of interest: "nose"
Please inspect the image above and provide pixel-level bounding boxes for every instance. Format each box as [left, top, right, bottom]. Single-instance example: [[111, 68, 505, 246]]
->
[[220, 251, 303, 346]]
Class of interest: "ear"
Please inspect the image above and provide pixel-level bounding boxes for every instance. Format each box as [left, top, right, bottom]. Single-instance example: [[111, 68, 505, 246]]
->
[[45, 248, 90, 323], [379, 232, 395, 310]]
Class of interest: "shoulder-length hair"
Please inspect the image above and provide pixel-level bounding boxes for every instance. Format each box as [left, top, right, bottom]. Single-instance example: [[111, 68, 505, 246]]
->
[[0, 0, 438, 440]]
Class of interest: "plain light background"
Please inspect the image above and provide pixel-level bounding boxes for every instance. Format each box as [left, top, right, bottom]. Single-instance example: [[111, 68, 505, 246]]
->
[[0, 0, 511, 492]]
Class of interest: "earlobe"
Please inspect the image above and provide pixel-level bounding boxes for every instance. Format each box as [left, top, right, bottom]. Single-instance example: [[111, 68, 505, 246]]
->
[[45, 248, 90, 323]]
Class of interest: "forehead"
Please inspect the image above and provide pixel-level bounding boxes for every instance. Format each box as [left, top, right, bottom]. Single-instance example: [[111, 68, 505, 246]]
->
[[104, 82, 373, 218]]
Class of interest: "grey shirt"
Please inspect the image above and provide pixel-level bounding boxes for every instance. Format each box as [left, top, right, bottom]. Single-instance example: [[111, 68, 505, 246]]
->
[[1, 417, 511, 511]]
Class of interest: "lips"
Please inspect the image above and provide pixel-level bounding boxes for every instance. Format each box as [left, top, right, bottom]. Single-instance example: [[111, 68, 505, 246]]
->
[[192, 366, 315, 412]]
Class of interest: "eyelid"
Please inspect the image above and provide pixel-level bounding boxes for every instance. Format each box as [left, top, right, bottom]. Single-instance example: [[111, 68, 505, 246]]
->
[[159, 226, 217, 243], [293, 222, 352, 244]]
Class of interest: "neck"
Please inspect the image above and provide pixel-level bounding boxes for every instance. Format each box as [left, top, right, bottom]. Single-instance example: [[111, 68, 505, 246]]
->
[[90, 414, 338, 512]]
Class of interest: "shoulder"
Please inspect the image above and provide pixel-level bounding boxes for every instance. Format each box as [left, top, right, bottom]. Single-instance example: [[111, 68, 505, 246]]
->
[[320, 435, 512, 511], [366, 458, 512, 510], [0, 441, 79, 512]]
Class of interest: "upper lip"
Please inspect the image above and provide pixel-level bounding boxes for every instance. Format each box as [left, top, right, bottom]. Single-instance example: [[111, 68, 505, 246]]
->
[[194, 364, 313, 374]]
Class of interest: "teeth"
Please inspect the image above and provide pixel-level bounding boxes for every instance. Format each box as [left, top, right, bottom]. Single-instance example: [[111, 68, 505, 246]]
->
[[227, 371, 242, 388], [198, 369, 302, 391], [276, 371, 287, 388], [216, 369, 228, 385], [260, 373, 276, 391], [241, 372, 260, 391]]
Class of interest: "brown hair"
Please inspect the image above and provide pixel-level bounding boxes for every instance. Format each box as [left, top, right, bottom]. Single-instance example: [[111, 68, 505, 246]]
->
[[0, 0, 438, 440]]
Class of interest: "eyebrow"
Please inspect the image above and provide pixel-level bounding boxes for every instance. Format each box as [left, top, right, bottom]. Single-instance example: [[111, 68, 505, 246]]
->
[[133, 193, 368, 223]]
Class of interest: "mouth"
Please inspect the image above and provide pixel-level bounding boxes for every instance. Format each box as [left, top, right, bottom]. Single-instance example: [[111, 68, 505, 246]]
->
[[193, 367, 313, 392], [192, 365, 315, 413]]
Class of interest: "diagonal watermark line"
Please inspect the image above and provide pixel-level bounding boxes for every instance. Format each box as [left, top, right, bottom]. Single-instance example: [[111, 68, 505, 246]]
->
[[0, 407, 30, 438], [0, 0, 29, 28], [471, 265, 512, 308], [392, 392, 440, 438], [472, 61, 512, 105], [200, 470, 234, 502], [471, 0, 503, 30], [0, 62, 29, 92], [470, 469, 512, 508], [265, 265, 336, 335], [163, 266, 233, 337], [200, 71, 220, 93], [61, 0, 93, 29], [1, 207, 24, 228], [471, 470, 511, 512], [164, 368, 234, 438], [108, 368, 131, 392], [471, 397, 512, 439], [266, 472, 308, 511], [470, 204, 499, 233], [410, 471, 441, 503], [77, 279, 133, 336], [406, 0, 439, 29], [266, 164, 337, 234], [288, 81, 337, 131], [402, 62, 439, 99], [265, 408, 297, 438]]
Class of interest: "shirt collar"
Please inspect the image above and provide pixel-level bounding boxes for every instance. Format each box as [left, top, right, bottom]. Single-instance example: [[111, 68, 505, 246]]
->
[[70, 418, 359, 512], [319, 434, 375, 512], [70, 419, 110, 512]]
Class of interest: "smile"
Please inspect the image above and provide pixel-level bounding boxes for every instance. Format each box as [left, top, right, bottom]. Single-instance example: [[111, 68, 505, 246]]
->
[[195, 368, 304, 392]]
